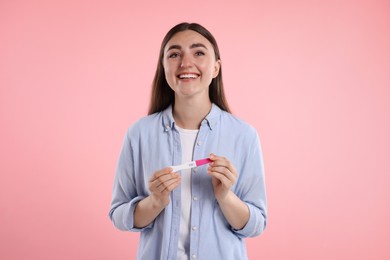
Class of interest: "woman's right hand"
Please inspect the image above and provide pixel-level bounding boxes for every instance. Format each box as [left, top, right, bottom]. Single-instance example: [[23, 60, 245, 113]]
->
[[149, 167, 181, 208]]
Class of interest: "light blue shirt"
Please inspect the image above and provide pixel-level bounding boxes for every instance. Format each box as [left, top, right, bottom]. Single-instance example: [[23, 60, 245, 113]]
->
[[109, 104, 267, 260]]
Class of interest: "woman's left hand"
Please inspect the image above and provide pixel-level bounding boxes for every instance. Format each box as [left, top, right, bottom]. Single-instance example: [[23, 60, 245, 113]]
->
[[208, 153, 238, 201]]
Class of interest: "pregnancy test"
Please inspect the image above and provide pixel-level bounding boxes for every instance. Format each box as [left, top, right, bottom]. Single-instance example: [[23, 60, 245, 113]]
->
[[171, 158, 212, 172]]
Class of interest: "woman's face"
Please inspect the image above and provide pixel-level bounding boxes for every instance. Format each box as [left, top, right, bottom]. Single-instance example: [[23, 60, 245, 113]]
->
[[163, 30, 220, 101]]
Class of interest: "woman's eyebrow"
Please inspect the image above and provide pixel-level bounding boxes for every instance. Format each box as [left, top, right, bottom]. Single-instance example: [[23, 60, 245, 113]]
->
[[167, 44, 181, 51], [190, 43, 207, 49], [166, 43, 208, 52]]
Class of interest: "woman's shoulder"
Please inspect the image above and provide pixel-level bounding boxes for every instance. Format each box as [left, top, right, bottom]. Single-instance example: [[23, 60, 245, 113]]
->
[[220, 110, 258, 135], [126, 112, 164, 138]]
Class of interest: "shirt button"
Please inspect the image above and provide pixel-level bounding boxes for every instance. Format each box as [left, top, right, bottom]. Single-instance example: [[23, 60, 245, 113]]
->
[[197, 141, 202, 146], [192, 226, 197, 231], [193, 196, 198, 201], [192, 254, 197, 259]]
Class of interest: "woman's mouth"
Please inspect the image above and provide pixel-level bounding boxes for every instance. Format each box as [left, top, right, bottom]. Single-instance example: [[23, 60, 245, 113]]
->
[[177, 73, 199, 79]]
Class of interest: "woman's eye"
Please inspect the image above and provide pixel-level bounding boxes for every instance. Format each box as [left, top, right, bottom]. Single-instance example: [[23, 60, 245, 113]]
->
[[168, 53, 179, 58], [195, 51, 205, 56]]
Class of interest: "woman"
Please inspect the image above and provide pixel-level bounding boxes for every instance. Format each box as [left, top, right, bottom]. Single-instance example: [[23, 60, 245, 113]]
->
[[109, 22, 267, 260]]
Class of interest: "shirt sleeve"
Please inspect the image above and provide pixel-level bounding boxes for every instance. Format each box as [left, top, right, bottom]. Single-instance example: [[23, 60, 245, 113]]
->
[[232, 129, 267, 238], [108, 128, 153, 232]]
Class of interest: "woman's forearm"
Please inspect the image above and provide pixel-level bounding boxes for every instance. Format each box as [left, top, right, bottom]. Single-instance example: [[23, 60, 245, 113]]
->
[[134, 195, 166, 228], [217, 191, 250, 230]]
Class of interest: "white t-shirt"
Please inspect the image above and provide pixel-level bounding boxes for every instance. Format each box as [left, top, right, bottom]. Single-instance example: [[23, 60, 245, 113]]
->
[[175, 125, 198, 260]]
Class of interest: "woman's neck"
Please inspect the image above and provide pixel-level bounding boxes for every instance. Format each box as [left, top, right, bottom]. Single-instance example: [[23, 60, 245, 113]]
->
[[173, 98, 212, 130]]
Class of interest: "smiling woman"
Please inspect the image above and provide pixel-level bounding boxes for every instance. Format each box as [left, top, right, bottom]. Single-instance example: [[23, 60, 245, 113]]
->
[[148, 23, 230, 116], [108, 22, 267, 260], [163, 30, 221, 102]]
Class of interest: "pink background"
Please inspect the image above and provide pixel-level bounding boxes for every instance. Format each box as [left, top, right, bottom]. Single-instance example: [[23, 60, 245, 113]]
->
[[1, 0, 389, 259]]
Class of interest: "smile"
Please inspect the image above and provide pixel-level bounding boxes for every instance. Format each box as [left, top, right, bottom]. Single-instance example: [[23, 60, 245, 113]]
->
[[177, 73, 199, 79]]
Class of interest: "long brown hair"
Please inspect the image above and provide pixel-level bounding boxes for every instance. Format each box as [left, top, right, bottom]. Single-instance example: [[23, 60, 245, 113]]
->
[[148, 22, 231, 115]]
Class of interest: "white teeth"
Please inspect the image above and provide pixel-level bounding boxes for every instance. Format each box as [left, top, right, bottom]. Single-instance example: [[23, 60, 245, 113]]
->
[[178, 73, 198, 79]]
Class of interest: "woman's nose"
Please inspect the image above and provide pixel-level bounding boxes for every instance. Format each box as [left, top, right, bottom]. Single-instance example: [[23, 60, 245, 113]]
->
[[180, 53, 193, 68]]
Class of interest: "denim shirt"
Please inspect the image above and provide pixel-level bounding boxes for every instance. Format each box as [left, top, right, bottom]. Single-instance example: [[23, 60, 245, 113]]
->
[[109, 104, 267, 260]]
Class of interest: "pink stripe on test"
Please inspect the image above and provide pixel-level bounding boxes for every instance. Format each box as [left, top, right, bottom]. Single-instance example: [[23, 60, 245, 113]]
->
[[195, 158, 212, 166]]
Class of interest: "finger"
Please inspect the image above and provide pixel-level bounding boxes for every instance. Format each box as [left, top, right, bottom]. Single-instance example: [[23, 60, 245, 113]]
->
[[230, 164, 238, 178], [163, 177, 181, 193], [209, 153, 225, 162], [210, 160, 232, 172], [157, 176, 181, 193], [150, 172, 178, 192], [208, 170, 232, 188], [209, 154, 230, 167], [158, 172, 180, 182], [154, 173, 180, 190], [208, 166, 235, 182], [149, 167, 174, 182], [209, 158, 236, 176]]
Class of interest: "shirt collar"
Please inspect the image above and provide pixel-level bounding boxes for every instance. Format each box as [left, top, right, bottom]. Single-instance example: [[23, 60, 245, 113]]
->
[[162, 105, 175, 132], [162, 103, 222, 131]]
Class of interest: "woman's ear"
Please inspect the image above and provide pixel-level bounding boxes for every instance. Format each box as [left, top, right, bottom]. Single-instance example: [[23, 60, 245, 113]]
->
[[213, 59, 221, 78]]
